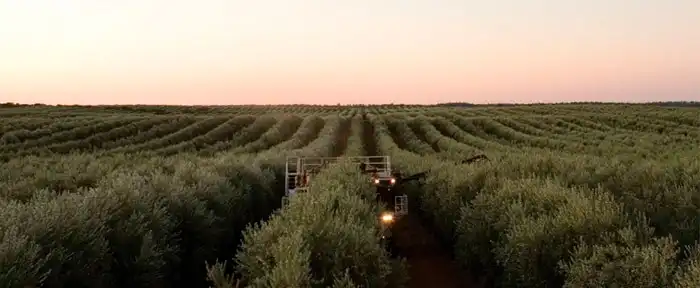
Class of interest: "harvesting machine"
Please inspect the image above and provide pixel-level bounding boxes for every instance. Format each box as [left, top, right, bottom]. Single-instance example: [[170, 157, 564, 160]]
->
[[283, 154, 490, 253], [284, 156, 409, 245]]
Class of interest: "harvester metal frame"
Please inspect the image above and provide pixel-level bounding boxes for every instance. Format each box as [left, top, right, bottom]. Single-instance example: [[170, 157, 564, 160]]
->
[[283, 155, 408, 216], [284, 155, 393, 196]]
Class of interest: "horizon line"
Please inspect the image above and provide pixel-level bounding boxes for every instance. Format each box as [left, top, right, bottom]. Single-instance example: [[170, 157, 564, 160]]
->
[[3, 100, 699, 108]]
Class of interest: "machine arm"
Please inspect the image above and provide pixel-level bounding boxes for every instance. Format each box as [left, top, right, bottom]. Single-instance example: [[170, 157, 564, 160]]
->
[[395, 154, 489, 184], [461, 154, 489, 164], [398, 171, 429, 184]]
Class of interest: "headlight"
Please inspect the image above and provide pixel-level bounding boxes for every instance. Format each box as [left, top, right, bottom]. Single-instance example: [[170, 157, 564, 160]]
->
[[381, 213, 394, 223], [373, 178, 380, 184], [390, 178, 396, 184]]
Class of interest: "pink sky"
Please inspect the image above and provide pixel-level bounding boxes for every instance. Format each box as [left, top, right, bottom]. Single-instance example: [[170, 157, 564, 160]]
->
[[1, 0, 699, 105]]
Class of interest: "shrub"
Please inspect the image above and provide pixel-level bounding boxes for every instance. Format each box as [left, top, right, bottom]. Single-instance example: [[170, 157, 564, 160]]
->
[[562, 227, 678, 288], [0, 155, 284, 287]]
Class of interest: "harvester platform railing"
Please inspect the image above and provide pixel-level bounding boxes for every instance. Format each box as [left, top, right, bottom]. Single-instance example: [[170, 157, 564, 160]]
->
[[394, 195, 408, 216], [285, 156, 392, 197]]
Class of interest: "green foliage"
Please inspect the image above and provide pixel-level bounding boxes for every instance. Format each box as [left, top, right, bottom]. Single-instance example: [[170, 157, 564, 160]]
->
[[0, 156, 284, 287], [226, 162, 407, 288], [367, 107, 700, 287], [674, 244, 700, 287], [561, 226, 679, 288], [1, 104, 699, 287]]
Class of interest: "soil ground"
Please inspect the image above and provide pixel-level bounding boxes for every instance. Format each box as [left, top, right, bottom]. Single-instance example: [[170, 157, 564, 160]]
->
[[391, 213, 483, 288], [332, 117, 352, 156], [361, 113, 379, 156]]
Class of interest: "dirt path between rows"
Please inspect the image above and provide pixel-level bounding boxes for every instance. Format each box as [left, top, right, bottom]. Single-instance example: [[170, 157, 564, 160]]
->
[[332, 117, 352, 157], [361, 113, 379, 156], [392, 213, 483, 288]]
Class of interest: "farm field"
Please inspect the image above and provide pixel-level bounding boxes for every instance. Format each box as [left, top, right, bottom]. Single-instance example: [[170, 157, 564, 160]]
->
[[1, 103, 700, 288]]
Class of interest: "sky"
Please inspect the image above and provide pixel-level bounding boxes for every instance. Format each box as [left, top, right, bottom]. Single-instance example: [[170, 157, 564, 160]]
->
[[1, 0, 699, 105]]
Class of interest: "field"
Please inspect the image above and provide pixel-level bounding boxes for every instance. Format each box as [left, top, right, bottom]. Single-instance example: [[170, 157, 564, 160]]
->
[[1, 103, 700, 288]]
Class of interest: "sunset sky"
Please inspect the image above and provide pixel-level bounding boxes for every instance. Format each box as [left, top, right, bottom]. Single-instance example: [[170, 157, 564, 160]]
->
[[1, 0, 699, 105]]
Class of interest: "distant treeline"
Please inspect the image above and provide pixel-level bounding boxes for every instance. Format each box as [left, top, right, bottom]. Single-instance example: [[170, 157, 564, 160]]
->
[[2, 101, 699, 109], [435, 101, 700, 107]]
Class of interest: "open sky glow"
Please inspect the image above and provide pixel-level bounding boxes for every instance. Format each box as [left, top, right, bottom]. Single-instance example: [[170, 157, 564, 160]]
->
[[1, 0, 699, 105]]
